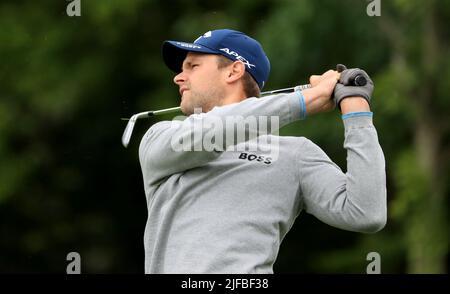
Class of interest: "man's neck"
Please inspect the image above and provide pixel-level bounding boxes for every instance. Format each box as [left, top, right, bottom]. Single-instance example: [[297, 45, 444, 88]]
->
[[220, 90, 247, 106]]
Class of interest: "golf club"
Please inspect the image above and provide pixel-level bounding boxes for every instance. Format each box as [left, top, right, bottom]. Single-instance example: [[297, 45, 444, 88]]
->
[[121, 83, 313, 148], [121, 71, 367, 148]]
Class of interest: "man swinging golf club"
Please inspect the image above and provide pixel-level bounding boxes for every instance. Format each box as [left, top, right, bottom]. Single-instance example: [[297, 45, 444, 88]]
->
[[138, 29, 386, 273]]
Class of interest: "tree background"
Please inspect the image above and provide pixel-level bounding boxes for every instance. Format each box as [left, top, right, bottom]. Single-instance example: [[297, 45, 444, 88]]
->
[[0, 0, 448, 273]]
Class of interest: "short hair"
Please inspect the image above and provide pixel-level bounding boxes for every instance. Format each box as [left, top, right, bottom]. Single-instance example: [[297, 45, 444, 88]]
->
[[216, 55, 261, 98]]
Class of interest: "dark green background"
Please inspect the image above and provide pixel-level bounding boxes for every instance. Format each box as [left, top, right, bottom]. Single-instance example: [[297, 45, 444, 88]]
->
[[0, 0, 448, 273]]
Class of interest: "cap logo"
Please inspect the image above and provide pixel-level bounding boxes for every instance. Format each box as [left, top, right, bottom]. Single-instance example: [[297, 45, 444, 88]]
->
[[220, 48, 255, 69], [194, 31, 212, 43], [175, 42, 202, 49]]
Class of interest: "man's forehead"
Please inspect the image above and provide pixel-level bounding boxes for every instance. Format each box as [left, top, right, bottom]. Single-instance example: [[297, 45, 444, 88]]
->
[[184, 52, 216, 62]]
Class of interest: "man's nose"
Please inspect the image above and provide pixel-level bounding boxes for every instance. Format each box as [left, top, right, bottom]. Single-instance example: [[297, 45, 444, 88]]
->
[[174, 71, 186, 85]]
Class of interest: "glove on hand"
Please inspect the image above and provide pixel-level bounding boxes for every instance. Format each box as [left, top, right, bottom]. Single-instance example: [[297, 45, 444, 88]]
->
[[333, 67, 374, 107]]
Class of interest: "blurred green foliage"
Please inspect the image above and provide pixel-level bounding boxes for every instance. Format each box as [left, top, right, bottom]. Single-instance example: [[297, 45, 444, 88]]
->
[[0, 0, 448, 273]]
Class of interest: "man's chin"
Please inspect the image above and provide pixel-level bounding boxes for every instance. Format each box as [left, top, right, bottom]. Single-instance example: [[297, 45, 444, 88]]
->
[[180, 102, 194, 116], [181, 102, 205, 115], [181, 108, 192, 116]]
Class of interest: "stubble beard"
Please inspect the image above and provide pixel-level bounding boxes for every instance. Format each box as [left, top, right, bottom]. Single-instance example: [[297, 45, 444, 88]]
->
[[181, 86, 226, 115]]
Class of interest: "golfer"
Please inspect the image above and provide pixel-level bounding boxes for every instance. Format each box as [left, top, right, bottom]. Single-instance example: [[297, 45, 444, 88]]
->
[[138, 29, 387, 273]]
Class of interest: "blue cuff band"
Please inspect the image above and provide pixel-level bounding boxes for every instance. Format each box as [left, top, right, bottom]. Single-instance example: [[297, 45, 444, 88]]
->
[[341, 111, 373, 120], [296, 90, 307, 120]]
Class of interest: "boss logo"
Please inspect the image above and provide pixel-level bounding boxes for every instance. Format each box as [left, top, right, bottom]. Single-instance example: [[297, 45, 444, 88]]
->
[[238, 152, 272, 165]]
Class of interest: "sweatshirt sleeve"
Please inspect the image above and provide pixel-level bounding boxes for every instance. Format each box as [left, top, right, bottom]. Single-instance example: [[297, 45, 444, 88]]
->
[[297, 113, 387, 233], [139, 91, 303, 185]]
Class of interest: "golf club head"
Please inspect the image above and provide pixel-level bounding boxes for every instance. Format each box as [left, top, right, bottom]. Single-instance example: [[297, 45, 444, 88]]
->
[[120, 85, 313, 148], [122, 114, 138, 148]]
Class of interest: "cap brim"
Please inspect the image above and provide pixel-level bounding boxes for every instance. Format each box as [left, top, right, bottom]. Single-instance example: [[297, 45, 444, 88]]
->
[[162, 41, 218, 73]]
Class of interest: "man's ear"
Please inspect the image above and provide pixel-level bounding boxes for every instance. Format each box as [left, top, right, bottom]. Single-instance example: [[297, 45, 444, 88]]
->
[[225, 61, 246, 84]]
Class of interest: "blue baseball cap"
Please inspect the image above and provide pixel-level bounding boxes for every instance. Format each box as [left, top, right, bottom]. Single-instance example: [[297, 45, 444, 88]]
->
[[162, 29, 271, 89]]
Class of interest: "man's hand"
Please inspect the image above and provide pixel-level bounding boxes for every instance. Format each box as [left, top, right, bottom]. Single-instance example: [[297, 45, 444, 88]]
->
[[301, 70, 340, 115], [333, 68, 374, 109]]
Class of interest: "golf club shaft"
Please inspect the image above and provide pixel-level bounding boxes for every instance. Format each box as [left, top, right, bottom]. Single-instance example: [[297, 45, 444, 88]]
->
[[125, 83, 312, 119], [121, 83, 311, 147], [122, 71, 367, 147]]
